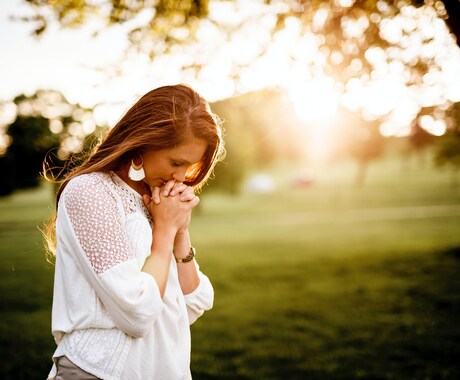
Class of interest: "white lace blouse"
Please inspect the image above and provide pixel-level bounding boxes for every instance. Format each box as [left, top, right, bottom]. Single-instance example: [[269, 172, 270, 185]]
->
[[47, 172, 214, 380]]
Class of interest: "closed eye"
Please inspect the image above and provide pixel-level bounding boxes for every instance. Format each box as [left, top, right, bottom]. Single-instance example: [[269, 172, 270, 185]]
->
[[171, 161, 182, 167]]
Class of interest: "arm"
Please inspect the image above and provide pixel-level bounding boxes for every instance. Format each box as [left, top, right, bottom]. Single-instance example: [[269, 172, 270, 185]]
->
[[62, 174, 164, 338], [141, 225, 175, 299], [174, 229, 200, 294], [153, 181, 201, 294], [142, 185, 200, 298], [156, 181, 214, 323]]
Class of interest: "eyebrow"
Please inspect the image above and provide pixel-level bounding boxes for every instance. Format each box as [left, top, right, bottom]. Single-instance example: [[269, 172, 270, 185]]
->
[[174, 158, 192, 165]]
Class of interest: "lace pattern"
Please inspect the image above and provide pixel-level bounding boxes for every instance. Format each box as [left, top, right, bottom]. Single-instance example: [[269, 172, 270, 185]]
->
[[64, 173, 140, 275], [108, 172, 153, 226]]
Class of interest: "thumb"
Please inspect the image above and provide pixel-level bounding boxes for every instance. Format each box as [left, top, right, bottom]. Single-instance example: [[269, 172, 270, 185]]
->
[[142, 194, 151, 207]]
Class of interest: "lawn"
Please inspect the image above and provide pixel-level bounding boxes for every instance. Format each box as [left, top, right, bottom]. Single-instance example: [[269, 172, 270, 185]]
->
[[1, 155, 460, 379]]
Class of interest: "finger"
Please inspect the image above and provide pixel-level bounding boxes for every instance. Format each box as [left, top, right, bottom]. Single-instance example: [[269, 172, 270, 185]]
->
[[162, 180, 176, 196], [142, 194, 151, 207], [170, 183, 187, 197], [179, 187, 196, 202], [180, 193, 195, 202], [189, 195, 200, 208], [152, 186, 161, 204]]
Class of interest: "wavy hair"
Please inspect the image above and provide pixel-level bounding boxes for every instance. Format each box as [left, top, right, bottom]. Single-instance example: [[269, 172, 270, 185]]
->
[[43, 84, 225, 257]]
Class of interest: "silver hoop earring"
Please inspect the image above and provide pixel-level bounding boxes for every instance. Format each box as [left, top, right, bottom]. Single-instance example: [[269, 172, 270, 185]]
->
[[128, 155, 145, 181]]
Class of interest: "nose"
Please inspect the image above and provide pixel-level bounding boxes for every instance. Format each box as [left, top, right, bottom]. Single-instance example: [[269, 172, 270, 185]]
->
[[172, 168, 187, 183]]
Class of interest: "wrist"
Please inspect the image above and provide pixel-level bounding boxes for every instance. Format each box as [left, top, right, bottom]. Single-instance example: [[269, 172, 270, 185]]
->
[[176, 227, 189, 237], [153, 225, 177, 240], [151, 226, 176, 258], [175, 246, 196, 263]]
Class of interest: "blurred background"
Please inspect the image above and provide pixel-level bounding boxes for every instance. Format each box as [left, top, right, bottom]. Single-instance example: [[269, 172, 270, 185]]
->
[[1, 0, 460, 379]]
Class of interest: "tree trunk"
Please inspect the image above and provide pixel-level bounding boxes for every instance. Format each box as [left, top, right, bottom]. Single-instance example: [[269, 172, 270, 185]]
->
[[355, 160, 368, 187], [451, 168, 459, 189]]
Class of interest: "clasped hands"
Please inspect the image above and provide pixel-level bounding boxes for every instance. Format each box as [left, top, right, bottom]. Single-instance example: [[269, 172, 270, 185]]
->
[[142, 180, 199, 234], [150, 180, 197, 205]]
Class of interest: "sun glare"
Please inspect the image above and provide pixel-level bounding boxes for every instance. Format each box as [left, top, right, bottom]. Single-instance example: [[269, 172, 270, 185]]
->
[[285, 77, 340, 161], [1, 0, 459, 150], [287, 77, 340, 123], [419, 114, 446, 136]]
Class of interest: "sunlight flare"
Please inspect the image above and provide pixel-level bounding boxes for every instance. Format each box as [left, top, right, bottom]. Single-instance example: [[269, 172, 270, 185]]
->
[[287, 77, 340, 123]]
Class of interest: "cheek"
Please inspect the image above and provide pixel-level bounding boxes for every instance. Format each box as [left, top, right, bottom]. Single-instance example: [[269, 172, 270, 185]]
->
[[146, 161, 170, 177]]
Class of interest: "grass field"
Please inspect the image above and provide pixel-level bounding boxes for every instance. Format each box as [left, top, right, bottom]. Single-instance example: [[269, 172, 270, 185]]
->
[[1, 154, 460, 379]]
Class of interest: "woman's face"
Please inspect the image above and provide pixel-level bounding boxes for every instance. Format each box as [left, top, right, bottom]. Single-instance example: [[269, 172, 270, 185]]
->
[[141, 137, 208, 188]]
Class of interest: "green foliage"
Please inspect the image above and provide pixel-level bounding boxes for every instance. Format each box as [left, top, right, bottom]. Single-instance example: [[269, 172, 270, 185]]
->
[[13, 0, 457, 186], [1, 116, 59, 194], [0, 90, 103, 196], [434, 102, 460, 172], [18, 0, 459, 77], [407, 122, 436, 152], [435, 130, 460, 169], [22, 0, 210, 59]]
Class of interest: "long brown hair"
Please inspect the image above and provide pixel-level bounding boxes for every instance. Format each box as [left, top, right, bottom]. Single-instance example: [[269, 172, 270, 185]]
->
[[43, 84, 225, 256]]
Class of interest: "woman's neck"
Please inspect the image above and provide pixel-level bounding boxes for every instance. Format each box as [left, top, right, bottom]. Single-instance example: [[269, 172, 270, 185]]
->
[[115, 165, 150, 196]]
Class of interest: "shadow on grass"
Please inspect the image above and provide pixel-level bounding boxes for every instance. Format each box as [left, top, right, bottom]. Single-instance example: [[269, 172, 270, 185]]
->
[[191, 246, 460, 380]]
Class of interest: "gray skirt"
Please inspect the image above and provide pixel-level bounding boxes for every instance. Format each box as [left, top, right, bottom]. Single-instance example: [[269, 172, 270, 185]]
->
[[55, 356, 100, 380]]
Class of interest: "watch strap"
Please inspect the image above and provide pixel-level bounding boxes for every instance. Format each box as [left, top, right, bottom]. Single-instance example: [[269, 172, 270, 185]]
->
[[175, 246, 196, 263]]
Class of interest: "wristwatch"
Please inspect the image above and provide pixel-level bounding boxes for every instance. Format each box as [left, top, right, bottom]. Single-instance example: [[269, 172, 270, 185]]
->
[[175, 246, 196, 263]]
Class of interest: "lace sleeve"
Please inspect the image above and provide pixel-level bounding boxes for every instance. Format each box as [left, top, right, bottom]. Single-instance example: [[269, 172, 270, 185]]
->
[[63, 174, 135, 274], [59, 173, 164, 338]]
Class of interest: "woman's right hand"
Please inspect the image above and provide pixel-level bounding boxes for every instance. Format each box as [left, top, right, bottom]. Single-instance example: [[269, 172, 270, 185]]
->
[[143, 184, 199, 234], [150, 180, 194, 204]]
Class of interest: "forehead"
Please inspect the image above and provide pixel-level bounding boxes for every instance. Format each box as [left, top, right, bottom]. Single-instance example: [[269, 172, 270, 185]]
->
[[162, 138, 208, 162]]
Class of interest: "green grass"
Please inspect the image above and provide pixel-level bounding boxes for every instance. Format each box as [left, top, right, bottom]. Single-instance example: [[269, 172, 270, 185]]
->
[[0, 185, 56, 379], [1, 155, 460, 379]]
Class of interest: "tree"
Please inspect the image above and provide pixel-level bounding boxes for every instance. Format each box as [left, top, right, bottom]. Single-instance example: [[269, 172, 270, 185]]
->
[[1, 116, 59, 192], [434, 102, 460, 186], [400, 106, 438, 168], [209, 90, 303, 193], [12, 0, 459, 190], [19, 1, 460, 51], [333, 107, 386, 186], [16, 1, 458, 135], [0, 90, 103, 196], [438, 0, 460, 46]]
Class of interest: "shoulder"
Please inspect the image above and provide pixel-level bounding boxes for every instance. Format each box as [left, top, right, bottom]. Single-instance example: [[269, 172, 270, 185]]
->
[[65, 172, 110, 193], [62, 172, 116, 205]]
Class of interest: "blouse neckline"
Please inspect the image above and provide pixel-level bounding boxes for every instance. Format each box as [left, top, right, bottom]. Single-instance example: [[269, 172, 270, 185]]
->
[[109, 171, 144, 200]]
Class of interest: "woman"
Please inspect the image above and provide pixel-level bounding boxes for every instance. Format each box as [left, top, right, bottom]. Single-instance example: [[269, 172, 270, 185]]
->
[[45, 84, 225, 379]]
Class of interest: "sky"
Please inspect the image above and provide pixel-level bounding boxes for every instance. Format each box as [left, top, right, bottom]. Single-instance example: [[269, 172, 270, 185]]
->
[[0, 0, 269, 123], [0, 0, 196, 126], [1, 0, 460, 138]]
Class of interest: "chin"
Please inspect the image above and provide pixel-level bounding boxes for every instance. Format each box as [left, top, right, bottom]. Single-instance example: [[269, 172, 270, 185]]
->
[[148, 179, 165, 187]]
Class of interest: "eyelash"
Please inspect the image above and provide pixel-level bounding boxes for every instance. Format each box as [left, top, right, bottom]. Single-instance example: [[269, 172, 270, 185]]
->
[[171, 161, 181, 167]]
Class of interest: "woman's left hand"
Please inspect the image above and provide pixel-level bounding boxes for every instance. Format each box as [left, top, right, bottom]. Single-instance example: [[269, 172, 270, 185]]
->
[[151, 180, 196, 204], [154, 180, 197, 234]]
